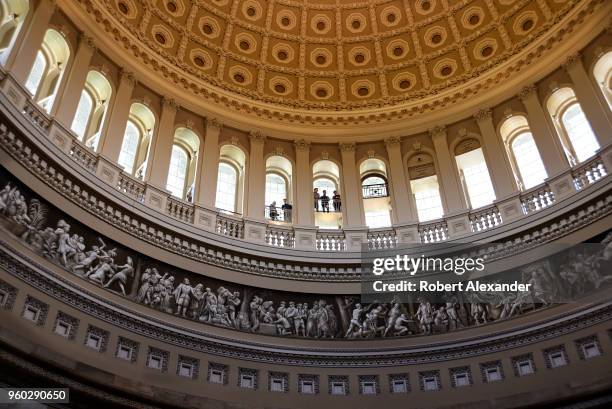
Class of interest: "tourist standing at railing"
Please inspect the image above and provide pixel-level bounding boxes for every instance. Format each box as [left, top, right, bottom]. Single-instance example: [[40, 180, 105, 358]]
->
[[332, 191, 341, 212], [281, 198, 292, 222], [269, 201, 279, 221], [320, 190, 330, 213], [313, 188, 320, 212]]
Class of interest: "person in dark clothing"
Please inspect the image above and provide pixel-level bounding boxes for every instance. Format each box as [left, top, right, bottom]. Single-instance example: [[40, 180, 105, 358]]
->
[[313, 188, 320, 212], [332, 190, 341, 212], [320, 190, 330, 213], [281, 198, 292, 222]]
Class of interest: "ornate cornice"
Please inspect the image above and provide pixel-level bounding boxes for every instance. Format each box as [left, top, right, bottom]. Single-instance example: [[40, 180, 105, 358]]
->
[[383, 136, 402, 149]]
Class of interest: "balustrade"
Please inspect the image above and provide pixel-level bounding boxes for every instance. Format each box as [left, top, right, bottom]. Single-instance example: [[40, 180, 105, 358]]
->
[[573, 157, 607, 190], [167, 196, 195, 224], [23, 100, 51, 131], [216, 213, 244, 238], [117, 173, 146, 203], [316, 231, 347, 251], [266, 226, 295, 248], [418, 221, 448, 243], [1, 74, 611, 252], [367, 229, 397, 249], [69, 139, 97, 172], [469, 206, 502, 232], [521, 185, 555, 214]]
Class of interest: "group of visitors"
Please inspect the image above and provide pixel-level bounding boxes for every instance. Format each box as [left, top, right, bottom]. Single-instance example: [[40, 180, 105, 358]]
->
[[267, 188, 342, 221], [313, 188, 341, 213]]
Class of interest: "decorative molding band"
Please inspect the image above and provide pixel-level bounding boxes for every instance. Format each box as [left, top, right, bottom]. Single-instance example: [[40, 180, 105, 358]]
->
[[1, 240, 611, 367]]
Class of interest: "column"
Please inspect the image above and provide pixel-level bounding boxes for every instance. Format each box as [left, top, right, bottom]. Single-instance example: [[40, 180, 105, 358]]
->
[[564, 53, 612, 148], [339, 143, 365, 227], [245, 132, 266, 220], [146, 98, 178, 188], [54, 34, 96, 128], [474, 108, 518, 199], [196, 118, 221, 207], [518, 84, 570, 177], [384, 137, 416, 223], [97, 70, 135, 162], [294, 139, 314, 226], [4, 0, 56, 84], [429, 126, 466, 213]]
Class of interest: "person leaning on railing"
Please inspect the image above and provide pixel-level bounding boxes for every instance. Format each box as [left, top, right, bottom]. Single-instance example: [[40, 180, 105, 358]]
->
[[269, 201, 279, 221], [313, 188, 320, 212], [281, 198, 292, 222], [332, 190, 341, 212], [320, 190, 330, 213]]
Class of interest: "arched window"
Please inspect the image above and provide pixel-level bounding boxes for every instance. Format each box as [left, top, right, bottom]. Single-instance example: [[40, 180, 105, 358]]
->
[[407, 153, 444, 222], [71, 90, 93, 140], [72, 70, 113, 147], [25, 50, 46, 96], [412, 176, 444, 222], [500, 116, 547, 190], [593, 51, 612, 110], [561, 103, 599, 163], [313, 177, 336, 193], [0, 0, 29, 63], [511, 132, 547, 189], [547, 87, 600, 165], [117, 120, 140, 174], [166, 145, 189, 198], [265, 155, 293, 221], [25, 29, 71, 113], [265, 173, 286, 207], [215, 162, 238, 212], [312, 159, 342, 228], [359, 158, 392, 228], [455, 140, 496, 209]]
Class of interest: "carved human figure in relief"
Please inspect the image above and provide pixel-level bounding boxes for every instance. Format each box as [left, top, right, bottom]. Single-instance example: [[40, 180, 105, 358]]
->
[[345, 303, 363, 338], [227, 291, 241, 328], [393, 313, 413, 336], [173, 278, 194, 317], [416, 300, 434, 334], [294, 303, 306, 336], [85, 247, 117, 284], [104, 256, 134, 296], [383, 303, 401, 337], [249, 295, 262, 331], [159, 275, 175, 313], [55, 220, 73, 266], [72, 239, 106, 274]]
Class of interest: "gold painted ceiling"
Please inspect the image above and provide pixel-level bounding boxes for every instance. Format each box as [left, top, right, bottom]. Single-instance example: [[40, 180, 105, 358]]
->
[[103, 0, 580, 111]]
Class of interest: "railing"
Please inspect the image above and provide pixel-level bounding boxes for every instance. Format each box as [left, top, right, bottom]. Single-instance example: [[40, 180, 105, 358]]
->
[[23, 100, 51, 131], [167, 196, 195, 224], [573, 156, 607, 190], [216, 213, 244, 238], [469, 205, 502, 232], [316, 231, 347, 251], [2, 78, 612, 252], [368, 229, 397, 249], [69, 140, 98, 173], [418, 221, 448, 243], [362, 183, 389, 199], [521, 185, 555, 214], [117, 172, 146, 203], [266, 225, 295, 248], [264, 205, 292, 222]]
